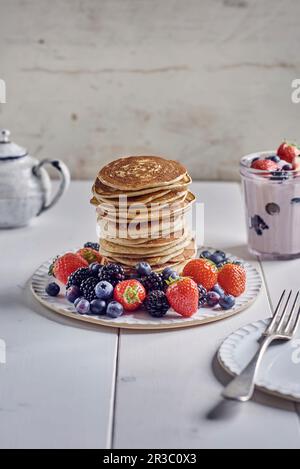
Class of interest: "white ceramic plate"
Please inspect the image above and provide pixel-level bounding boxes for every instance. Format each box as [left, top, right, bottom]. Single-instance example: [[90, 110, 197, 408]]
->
[[31, 248, 262, 330], [218, 319, 300, 402]]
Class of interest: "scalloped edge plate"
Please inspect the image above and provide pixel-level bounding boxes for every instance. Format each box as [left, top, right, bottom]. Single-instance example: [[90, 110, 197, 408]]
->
[[31, 248, 262, 330], [218, 319, 300, 403]]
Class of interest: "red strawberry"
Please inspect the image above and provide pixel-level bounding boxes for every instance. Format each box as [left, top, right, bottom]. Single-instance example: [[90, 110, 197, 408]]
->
[[277, 142, 300, 164], [166, 278, 199, 317], [182, 258, 218, 291], [251, 159, 278, 171], [76, 247, 104, 265], [114, 279, 146, 311], [49, 253, 88, 285], [218, 263, 246, 297]]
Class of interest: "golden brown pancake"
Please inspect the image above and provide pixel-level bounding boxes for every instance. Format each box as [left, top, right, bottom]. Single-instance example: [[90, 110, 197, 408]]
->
[[99, 156, 187, 191], [93, 174, 192, 199], [100, 234, 191, 257], [99, 192, 194, 223], [101, 229, 189, 247], [91, 155, 196, 272], [103, 240, 196, 268]]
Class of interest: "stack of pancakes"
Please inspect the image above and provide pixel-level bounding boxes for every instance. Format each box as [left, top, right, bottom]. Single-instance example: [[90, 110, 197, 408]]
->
[[91, 156, 196, 273]]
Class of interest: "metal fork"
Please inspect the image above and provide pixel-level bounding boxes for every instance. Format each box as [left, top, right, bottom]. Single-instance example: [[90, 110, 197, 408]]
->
[[222, 290, 300, 402]]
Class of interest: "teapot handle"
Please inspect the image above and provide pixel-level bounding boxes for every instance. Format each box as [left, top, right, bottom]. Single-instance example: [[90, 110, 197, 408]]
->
[[33, 159, 71, 215]]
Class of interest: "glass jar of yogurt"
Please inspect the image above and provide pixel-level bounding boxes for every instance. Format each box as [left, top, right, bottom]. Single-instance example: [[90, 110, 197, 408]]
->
[[240, 151, 300, 260]]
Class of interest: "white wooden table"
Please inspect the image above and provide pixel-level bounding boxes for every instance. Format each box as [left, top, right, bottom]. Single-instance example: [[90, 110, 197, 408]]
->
[[0, 181, 299, 449]]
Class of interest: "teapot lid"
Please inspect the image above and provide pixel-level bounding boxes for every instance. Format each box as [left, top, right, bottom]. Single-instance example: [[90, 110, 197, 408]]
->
[[0, 129, 27, 160]]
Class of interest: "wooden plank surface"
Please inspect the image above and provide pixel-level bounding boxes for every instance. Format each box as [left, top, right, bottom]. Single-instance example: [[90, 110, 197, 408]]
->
[[113, 182, 300, 449], [0, 182, 118, 449], [1, 181, 299, 448]]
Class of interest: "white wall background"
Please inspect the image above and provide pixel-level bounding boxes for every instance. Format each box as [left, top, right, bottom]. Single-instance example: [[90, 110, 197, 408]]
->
[[0, 0, 300, 181]]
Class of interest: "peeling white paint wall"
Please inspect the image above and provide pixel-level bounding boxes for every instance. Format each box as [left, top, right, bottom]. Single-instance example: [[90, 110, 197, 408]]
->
[[0, 0, 300, 181]]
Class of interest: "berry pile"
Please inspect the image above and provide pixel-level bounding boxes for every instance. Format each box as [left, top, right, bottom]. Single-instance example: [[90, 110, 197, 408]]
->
[[45, 243, 247, 318], [250, 141, 300, 180]]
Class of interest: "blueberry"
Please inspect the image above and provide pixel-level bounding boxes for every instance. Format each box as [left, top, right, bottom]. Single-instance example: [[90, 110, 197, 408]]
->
[[45, 282, 60, 297], [162, 267, 179, 283], [74, 297, 83, 308], [291, 197, 300, 204], [167, 271, 180, 283], [95, 280, 114, 300], [200, 250, 211, 259], [214, 250, 226, 260], [270, 171, 289, 181], [136, 262, 152, 277], [265, 202, 280, 216], [90, 299, 107, 315], [206, 291, 220, 307], [250, 214, 269, 235], [219, 295, 235, 310], [66, 285, 81, 303], [210, 253, 225, 265], [212, 284, 224, 297], [75, 298, 90, 315], [266, 155, 281, 163], [282, 164, 292, 171], [106, 301, 124, 318], [251, 157, 260, 164], [162, 267, 176, 280], [89, 262, 102, 277]]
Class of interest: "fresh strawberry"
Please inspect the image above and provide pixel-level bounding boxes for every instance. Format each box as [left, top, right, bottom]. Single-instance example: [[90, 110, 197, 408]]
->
[[277, 142, 300, 164], [76, 247, 103, 265], [218, 263, 246, 297], [182, 258, 218, 291], [114, 279, 146, 311], [251, 159, 278, 171], [49, 253, 88, 285], [166, 278, 199, 317]]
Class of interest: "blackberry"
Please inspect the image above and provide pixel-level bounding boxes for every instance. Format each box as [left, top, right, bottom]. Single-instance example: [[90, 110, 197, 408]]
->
[[84, 242, 100, 251], [144, 290, 170, 318], [80, 277, 98, 302], [197, 284, 207, 307], [99, 264, 125, 287], [66, 267, 90, 290], [141, 272, 164, 292]]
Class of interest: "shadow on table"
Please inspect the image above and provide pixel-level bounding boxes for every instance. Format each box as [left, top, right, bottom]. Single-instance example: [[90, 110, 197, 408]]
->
[[208, 352, 297, 421]]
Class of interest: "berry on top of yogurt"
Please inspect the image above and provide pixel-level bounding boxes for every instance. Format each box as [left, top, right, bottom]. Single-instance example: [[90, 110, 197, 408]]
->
[[277, 141, 300, 164], [251, 159, 278, 171], [250, 142, 300, 175]]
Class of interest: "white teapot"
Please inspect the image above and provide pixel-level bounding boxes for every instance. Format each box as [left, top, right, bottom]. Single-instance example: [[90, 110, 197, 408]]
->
[[0, 129, 70, 228]]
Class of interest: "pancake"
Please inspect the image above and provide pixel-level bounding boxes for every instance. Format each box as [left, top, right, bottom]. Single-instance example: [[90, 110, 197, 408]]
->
[[96, 189, 173, 206], [99, 156, 187, 191], [94, 191, 187, 217], [101, 229, 190, 247], [99, 192, 194, 223], [92, 155, 196, 273], [100, 234, 191, 257], [103, 240, 196, 268], [93, 173, 192, 199], [98, 215, 187, 239]]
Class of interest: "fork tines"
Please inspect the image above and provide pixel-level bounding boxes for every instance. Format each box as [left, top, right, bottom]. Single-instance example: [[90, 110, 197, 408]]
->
[[265, 290, 300, 337]]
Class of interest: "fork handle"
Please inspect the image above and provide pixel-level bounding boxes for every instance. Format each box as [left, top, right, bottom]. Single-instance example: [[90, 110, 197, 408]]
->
[[222, 336, 273, 402]]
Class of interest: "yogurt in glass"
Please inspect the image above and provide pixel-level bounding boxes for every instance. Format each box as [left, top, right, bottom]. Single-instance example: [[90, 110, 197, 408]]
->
[[240, 151, 300, 259]]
